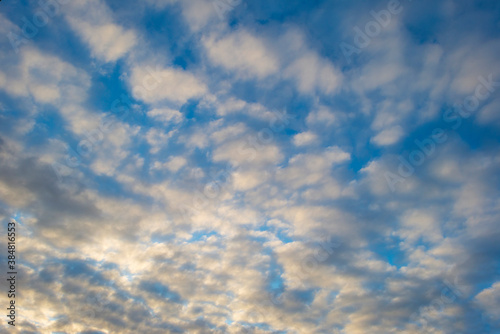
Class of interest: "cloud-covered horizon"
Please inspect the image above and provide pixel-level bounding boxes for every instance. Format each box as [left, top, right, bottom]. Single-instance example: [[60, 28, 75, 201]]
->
[[1, 0, 500, 333]]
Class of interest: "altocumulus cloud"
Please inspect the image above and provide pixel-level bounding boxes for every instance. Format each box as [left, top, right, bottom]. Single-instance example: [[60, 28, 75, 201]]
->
[[0, 0, 500, 333]]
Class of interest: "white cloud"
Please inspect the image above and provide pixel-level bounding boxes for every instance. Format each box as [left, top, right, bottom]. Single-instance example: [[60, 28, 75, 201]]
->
[[89, 123, 140, 177], [278, 28, 343, 95], [371, 125, 404, 146], [151, 156, 187, 173], [165, 156, 188, 172], [475, 282, 500, 320], [477, 99, 500, 127], [203, 30, 279, 79], [0, 47, 90, 107], [68, 20, 136, 62], [145, 0, 217, 32], [284, 52, 342, 95], [63, 0, 137, 62], [232, 169, 269, 191], [210, 123, 247, 144], [399, 210, 442, 244], [213, 139, 283, 167], [211, 97, 277, 121], [306, 106, 337, 127], [147, 107, 183, 124], [130, 65, 207, 105], [277, 146, 350, 189], [293, 131, 319, 146], [181, 0, 219, 32], [146, 128, 175, 154]]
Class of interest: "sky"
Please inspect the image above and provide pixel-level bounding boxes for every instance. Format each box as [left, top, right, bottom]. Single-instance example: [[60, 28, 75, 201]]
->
[[0, 0, 500, 333]]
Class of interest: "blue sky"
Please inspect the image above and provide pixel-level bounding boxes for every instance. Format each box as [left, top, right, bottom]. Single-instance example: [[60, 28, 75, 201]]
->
[[1, 0, 500, 333]]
